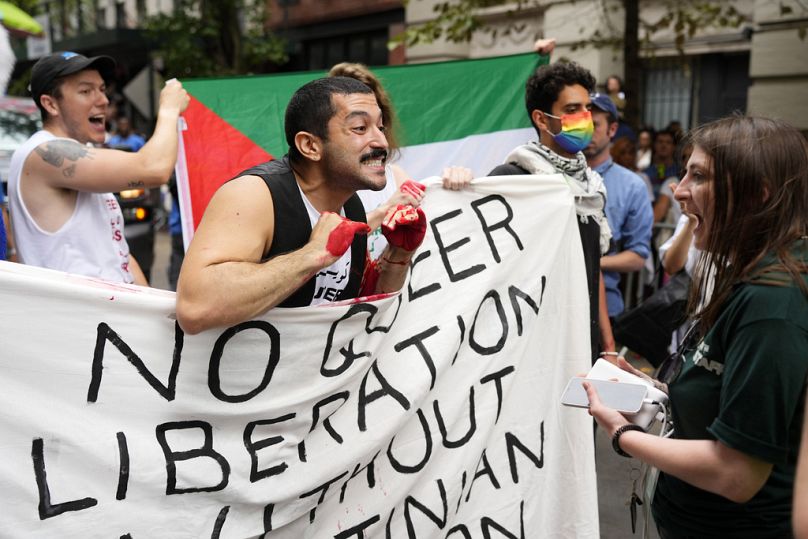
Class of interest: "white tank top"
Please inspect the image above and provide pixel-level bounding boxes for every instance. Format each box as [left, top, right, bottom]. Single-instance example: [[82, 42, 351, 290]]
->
[[357, 166, 398, 260], [297, 185, 352, 305], [8, 130, 135, 283]]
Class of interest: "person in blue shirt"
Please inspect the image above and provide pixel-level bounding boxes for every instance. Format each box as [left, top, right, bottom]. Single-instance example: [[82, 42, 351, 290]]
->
[[107, 116, 145, 152], [584, 93, 653, 318], [0, 180, 7, 260]]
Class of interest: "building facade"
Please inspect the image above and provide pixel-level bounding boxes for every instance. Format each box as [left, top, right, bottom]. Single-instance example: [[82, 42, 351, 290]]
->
[[267, 0, 406, 70], [404, 0, 808, 132]]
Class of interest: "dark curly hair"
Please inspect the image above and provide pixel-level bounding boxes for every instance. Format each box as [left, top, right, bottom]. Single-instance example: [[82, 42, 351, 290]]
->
[[525, 61, 596, 134]]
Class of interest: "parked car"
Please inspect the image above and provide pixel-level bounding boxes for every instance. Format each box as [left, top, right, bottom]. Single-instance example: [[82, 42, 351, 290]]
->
[[0, 97, 157, 279], [0, 97, 40, 190]]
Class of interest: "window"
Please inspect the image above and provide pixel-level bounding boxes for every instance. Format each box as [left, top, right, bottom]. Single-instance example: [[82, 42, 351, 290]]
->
[[642, 58, 693, 132], [115, 1, 126, 29], [303, 29, 390, 71]]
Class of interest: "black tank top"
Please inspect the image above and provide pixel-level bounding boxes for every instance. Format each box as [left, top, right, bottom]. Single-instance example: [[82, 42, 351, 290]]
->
[[234, 157, 368, 307]]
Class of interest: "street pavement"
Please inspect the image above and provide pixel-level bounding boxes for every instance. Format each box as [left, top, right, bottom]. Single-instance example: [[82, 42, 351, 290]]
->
[[149, 228, 660, 538]]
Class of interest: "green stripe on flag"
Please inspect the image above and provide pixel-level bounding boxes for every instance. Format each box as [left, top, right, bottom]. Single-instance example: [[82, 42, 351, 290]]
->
[[374, 53, 537, 147], [182, 53, 540, 158]]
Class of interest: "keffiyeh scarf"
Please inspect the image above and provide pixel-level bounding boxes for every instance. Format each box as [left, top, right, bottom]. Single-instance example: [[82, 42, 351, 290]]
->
[[505, 141, 612, 254]]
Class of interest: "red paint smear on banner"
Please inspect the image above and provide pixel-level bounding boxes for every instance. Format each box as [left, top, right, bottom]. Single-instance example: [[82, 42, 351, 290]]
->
[[180, 97, 273, 229]]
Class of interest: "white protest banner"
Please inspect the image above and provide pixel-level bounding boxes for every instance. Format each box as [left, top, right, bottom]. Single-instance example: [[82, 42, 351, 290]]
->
[[0, 175, 598, 538]]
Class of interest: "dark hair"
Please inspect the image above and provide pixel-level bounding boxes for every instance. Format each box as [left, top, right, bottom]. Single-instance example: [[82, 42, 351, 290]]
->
[[654, 129, 676, 144], [284, 76, 374, 163], [35, 80, 66, 123], [328, 63, 400, 160], [525, 61, 596, 133], [638, 126, 655, 137], [606, 75, 623, 90], [688, 116, 808, 331], [610, 136, 636, 169]]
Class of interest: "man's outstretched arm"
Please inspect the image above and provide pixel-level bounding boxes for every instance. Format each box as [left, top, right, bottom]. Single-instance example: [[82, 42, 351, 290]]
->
[[176, 176, 361, 334], [26, 80, 189, 193]]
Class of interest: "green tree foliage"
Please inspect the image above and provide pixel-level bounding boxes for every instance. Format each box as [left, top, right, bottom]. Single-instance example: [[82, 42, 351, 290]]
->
[[393, 0, 747, 54], [392, 0, 750, 127], [145, 0, 287, 78]]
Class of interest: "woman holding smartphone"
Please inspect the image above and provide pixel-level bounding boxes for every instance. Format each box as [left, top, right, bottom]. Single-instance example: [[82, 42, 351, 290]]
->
[[585, 116, 808, 538]]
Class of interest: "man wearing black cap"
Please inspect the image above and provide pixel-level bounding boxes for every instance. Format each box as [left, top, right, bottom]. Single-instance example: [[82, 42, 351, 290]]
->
[[584, 93, 653, 319], [7, 51, 189, 284]]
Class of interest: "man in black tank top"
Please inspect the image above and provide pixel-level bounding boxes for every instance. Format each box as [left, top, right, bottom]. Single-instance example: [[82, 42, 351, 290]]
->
[[488, 62, 616, 363], [176, 77, 427, 335]]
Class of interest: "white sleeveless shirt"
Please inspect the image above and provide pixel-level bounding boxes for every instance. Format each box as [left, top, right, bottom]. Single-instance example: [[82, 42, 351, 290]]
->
[[8, 130, 135, 283], [297, 185, 352, 305]]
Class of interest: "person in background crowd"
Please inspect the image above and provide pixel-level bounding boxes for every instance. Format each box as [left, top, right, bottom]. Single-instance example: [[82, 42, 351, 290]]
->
[[167, 175, 183, 291], [177, 77, 428, 334], [665, 120, 684, 143], [106, 116, 145, 152], [0, 180, 6, 260], [8, 51, 188, 285], [489, 61, 615, 362], [0, 179, 15, 262], [585, 94, 653, 319], [586, 115, 808, 539], [610, 135, 653, 199], [610, 136, 636, 170], [654, 142, 693, 226], [636, 126, 654, 170], [605, 75, 626, 117], [644, 129, 680, 199], [328, 62, 471, 260]]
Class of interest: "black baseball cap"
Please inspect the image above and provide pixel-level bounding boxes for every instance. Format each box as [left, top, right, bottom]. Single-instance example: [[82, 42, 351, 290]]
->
[[30, 51, 116, 104]]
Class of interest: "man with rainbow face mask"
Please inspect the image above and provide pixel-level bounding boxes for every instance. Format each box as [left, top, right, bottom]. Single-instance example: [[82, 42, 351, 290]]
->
[[489, 61, 614, 363]]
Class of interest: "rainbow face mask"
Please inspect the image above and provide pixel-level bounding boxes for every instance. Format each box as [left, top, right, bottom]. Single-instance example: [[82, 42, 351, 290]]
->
[[544, 110, 594, 154]]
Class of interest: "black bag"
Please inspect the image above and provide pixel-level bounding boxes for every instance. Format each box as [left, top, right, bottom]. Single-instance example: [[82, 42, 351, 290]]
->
[[612, 270, 691, 367]]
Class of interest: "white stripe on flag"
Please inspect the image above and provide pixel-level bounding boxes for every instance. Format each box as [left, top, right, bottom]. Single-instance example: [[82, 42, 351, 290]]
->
[[396, 127, 534, 181]]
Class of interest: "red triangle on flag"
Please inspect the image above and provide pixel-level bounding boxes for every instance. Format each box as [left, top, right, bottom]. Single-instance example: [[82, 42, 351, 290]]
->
[[179, 96, 273, 230]]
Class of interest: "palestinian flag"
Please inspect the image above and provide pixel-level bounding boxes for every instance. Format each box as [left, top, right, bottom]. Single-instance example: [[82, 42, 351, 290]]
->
[[176, 52, 544, 243]]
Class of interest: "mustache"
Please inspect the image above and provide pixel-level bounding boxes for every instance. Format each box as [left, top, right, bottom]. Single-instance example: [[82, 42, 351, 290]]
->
[[360, 149, 388, 162]]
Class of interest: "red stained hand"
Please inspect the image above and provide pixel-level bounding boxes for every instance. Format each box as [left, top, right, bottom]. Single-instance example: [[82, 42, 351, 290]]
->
[[400, 180, 425, 198], [381, 205, 427, 251], [325, 216, 371, 256]]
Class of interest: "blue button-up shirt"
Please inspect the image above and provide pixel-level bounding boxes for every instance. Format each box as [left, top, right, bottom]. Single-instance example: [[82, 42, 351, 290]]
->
[[596, 158, 654, 316], [0, 180, 6, 260]]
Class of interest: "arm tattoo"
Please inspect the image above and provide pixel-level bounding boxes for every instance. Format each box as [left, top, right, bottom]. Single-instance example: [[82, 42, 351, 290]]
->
[[35, 140, 92, 177], [127, 180, 145, 188]]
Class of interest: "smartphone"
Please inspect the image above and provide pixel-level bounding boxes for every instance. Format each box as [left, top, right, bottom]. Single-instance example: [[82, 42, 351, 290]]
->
[[561, 377, 648, 413]]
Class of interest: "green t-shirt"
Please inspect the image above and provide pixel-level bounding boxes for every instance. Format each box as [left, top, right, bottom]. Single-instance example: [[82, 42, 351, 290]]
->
[[652, 248, 808, 538]]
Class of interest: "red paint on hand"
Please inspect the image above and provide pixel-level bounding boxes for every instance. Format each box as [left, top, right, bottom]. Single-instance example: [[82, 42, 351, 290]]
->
[[400, 180, 425, 198], [326, 218, 371, 256], [359, 256, 381, 296], [381, 205, 427, 251]]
